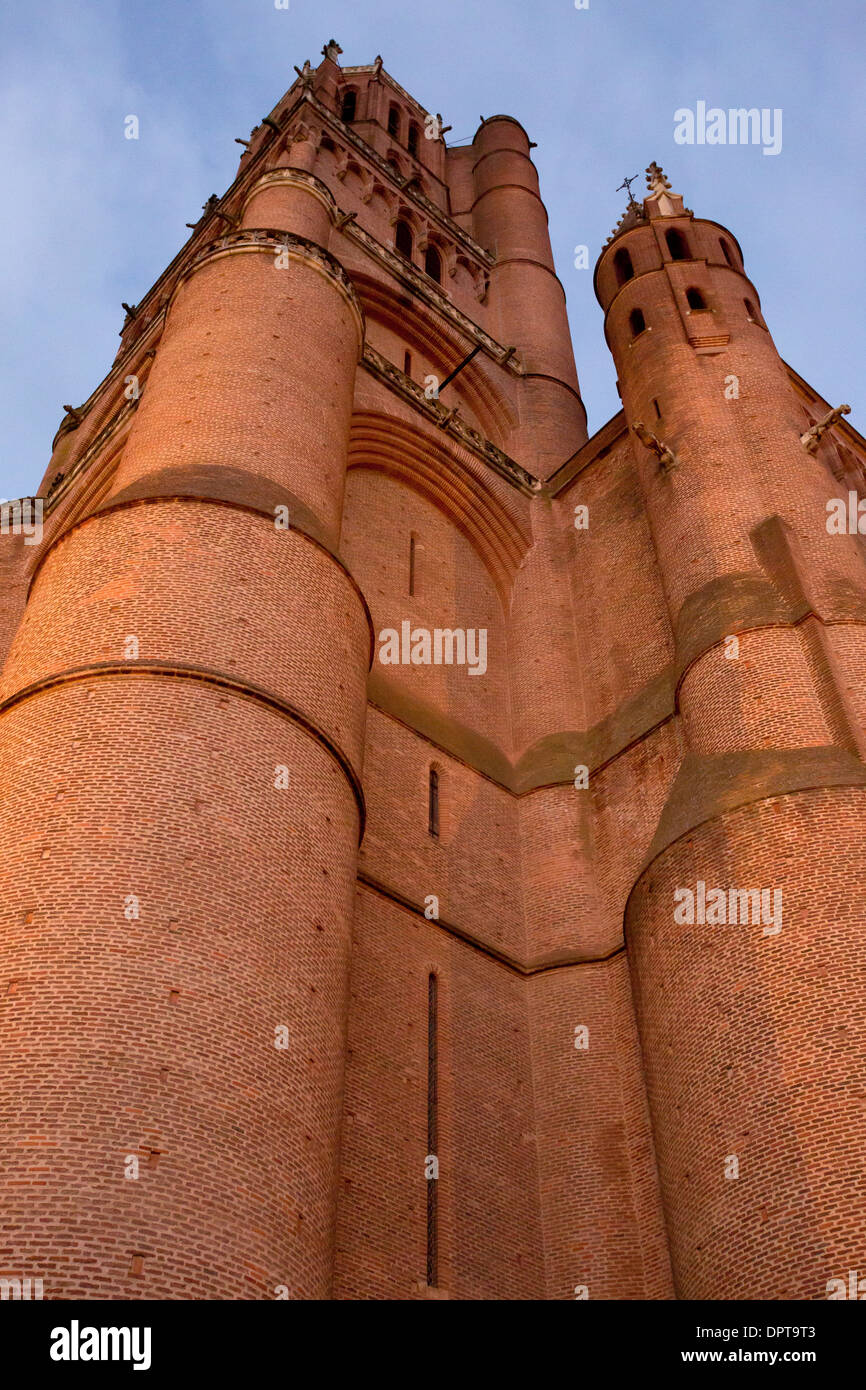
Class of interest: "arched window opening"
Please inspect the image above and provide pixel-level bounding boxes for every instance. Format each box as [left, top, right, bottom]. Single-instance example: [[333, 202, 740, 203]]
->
[[719, 238, 734, 267], [388, 104, 401, 139], [666, 228, 690, 261], [340, 90, 357, 123], [686, 287, 707, 311], [395, 220, 413, 260], [613, 247, 634, 286], [408, 123, 419, 157], [629, 308, 646, 337], [424, 246, 442, 284], [428, 767, 440, 839]]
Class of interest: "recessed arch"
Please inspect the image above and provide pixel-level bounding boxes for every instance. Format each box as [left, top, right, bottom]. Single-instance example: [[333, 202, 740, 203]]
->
[[347, 411, 530, 604], [424, 245, 443, 284]]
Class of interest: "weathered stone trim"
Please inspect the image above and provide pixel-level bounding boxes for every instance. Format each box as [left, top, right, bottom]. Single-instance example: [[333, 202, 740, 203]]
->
[[358, 872, 625, 976], [361, 344, 538, 494], [345, 218, 518, 373], [0, 663, 367, 840], [28, 478, 377, 671], [170, 227, 365, 348]]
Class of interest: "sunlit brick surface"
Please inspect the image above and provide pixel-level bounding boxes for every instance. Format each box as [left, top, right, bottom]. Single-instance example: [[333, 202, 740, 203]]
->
[[628, 790, 866, 1299], [0, 680, 359, 1299], [2, 48, 865, 1302]]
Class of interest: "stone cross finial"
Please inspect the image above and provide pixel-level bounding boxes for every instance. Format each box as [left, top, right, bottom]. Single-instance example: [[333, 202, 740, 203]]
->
[[646, 161, 672, 196], [322, 39, 342, 63], [616, 174, 640, 210]]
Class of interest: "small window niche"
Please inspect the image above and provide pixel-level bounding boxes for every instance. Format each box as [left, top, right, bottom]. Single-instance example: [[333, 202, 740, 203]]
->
[[395, 220, 413, 260], [666, 228, 690, 261], [424, 245, 442, 284], [613, 247, 635, 286]]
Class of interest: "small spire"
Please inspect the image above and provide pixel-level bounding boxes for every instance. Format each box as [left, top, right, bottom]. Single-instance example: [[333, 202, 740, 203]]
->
[[646, 161, 673, 196]]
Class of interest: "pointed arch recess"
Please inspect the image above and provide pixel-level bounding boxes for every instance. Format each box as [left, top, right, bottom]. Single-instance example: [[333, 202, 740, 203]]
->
[[347, 412, 528, 606]]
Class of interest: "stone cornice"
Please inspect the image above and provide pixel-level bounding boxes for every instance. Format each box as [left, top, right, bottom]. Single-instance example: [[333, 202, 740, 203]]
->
[[361, 343, 538, 495], [241, 165, 336, 216], [169, 227, 365, 347]]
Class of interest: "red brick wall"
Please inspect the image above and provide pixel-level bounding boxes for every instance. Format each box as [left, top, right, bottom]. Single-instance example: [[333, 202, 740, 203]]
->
[[0, 677, 360, 1298], [628, 788, 866, 1299], [334, 889, 543, 1300]]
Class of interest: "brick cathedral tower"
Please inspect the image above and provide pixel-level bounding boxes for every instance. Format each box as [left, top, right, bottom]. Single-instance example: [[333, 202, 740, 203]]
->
[[1, 45, 864, 1301]]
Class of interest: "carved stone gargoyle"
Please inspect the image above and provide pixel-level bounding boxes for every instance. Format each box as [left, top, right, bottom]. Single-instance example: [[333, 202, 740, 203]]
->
[[800, 404, 851, 454], [633, 421, 679, 473]]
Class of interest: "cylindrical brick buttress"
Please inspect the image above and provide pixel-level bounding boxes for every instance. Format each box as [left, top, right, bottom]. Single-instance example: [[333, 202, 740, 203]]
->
[[0, 188, 371, 1299], [471, 116, 586, 471]]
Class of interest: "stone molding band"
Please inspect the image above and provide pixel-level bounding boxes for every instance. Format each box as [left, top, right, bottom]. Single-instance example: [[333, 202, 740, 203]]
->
[[25, 473, 377, 671], [168, 227, 366, 350], [240, 166, 336, 217], [0, 661, 367, 841], [358, 872, 626, 977], [624, 746, 866, 924]]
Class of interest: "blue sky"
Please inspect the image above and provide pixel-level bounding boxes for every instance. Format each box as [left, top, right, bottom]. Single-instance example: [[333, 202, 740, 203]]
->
[[1, 0, 864, 500]]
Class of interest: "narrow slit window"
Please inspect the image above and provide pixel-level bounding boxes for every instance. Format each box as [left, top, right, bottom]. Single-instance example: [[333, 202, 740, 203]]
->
[[404, 349, 412, 377], [340, 90, 356, 123], [408, 123, 419, 157], [388, 105, 400, 139], [409, 532, 417, 596], [629, 308, 646, 337], [686, 287, 707, 311], [744, 298, 757, 320], [426, 972, 439, 1288], [428, 767, 439, 838], [653, 398, 662, 419]]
